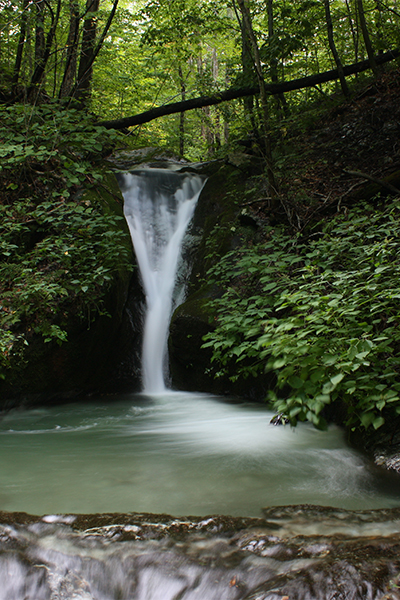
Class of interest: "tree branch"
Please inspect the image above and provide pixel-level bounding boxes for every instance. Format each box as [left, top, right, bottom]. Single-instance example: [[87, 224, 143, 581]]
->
[[97, 48, 399, 130], [343, 169, 400, 195]]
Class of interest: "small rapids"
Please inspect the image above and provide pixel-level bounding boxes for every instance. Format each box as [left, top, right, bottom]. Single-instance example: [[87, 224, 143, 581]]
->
[[1, 507, 400, 600]]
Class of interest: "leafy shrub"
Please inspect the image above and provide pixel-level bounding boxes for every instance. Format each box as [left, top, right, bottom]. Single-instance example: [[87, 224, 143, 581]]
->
[[202, 199, 400, 431], [0, 103, 131, 379]]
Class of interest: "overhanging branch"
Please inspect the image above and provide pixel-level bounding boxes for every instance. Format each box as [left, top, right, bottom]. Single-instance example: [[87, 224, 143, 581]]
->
[[97, 49, 399, 130]]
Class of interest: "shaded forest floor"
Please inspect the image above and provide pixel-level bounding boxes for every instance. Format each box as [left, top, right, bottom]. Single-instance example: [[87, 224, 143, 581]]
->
[[275, 67, 400, 227]]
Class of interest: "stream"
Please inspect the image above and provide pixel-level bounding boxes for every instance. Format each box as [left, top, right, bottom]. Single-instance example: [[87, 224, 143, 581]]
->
[[0, 391, 400, 517], [1, 392, 400, 599]]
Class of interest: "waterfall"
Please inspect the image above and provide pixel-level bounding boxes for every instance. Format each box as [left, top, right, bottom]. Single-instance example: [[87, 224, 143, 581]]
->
[[118, 169, 205, 394]]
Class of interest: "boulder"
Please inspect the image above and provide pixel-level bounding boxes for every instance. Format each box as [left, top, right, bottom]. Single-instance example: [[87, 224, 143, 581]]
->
[[168, 160, 271, 399]]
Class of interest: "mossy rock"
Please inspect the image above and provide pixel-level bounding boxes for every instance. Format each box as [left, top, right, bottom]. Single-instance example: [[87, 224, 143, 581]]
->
[[168, 288, 217, 393], [187, 163, 249, 284], [169, 285, 272, 399], [168, 160, 271, 399]]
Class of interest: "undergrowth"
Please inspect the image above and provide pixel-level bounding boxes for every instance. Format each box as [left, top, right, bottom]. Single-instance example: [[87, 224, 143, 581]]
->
[[202, 198, 400, 432], [0, 103, 131, 379]]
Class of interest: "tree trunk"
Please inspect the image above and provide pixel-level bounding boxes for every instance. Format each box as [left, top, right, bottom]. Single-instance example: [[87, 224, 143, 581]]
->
[[178, 65, 185, 157], [34, 0, 45, 69], [74, 0, 119, 104], [324, 0, 350, 97], [59, 0, 80, 98], [75, 0, 100, 104], [28, 0, 61, 97], [197, 52, 215, 153], [345, 0, 359, 64], [97, 49, 399, 130], [224, 70, 230, 143], [236, 0, 277, 197], [268, 0, 289, 117], [232, 0, 258, 136], [374, 0, 384, 53], [11, 0, 30, 95], [357, 0, 379, 76], [212, 48, 221, 150]]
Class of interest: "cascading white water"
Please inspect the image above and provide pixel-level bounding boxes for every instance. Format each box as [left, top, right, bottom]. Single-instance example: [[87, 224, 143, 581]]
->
[[119, 169, 205, 394]]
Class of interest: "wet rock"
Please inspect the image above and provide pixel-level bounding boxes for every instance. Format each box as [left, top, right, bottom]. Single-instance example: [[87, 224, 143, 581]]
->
[[168, 289, 217, 392], [351, 419, 400, 478], [0, 507, 400, 600], [168, 161, 271, 398]]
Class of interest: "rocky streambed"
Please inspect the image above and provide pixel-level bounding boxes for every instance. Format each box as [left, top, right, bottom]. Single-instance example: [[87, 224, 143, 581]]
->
[[1, 505, 400, 600]]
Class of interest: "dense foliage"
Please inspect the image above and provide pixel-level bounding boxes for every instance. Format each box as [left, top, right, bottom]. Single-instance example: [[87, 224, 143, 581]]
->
[[0, 104, 131, 380], [203, 198, 400, 431], [1, 0, 399, 157], [1, 0, 400, 423]]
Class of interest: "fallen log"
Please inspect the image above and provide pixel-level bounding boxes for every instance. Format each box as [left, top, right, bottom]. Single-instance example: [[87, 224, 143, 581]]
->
[[98, 49, 399, 130]]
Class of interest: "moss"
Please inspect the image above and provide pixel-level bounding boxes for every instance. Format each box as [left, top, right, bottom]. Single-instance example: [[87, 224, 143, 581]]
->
[[168, 160, 271, 398]]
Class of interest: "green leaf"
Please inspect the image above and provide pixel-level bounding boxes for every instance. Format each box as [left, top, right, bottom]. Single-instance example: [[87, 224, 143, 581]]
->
[[360, 412, 375, 429], [330, 373, 344, 388], [288, 375, 304, 389], [310, 369, 325, 383], [372, 416, 385, 430]]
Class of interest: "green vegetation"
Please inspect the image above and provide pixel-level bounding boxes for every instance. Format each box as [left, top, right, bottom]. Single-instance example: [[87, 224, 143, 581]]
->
[[0, 104, 131, 380], [1, 0, 400, 423], [1, 0, 399, 158], [203, 198, 400, 431]]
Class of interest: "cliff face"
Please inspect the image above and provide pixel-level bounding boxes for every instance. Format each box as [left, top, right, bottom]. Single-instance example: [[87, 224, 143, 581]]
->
[[168, 159, 273, 399]]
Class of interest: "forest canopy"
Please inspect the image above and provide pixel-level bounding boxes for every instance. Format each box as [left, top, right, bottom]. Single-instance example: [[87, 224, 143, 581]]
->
[[1, 0, 399, 158]]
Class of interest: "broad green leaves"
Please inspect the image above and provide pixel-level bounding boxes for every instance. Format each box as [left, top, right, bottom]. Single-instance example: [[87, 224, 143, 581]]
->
[[0, 104, 130, 379], [203, 200, 400, 431]]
